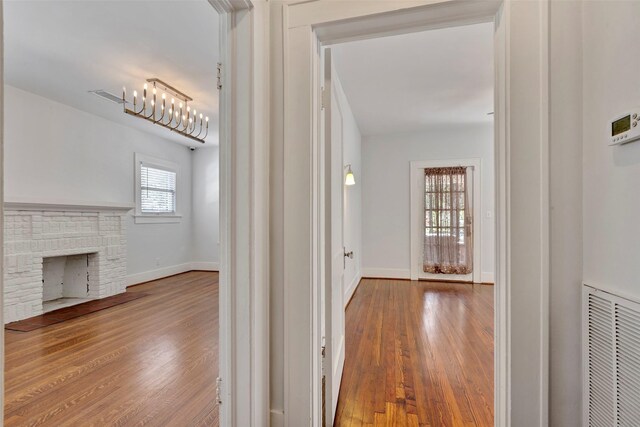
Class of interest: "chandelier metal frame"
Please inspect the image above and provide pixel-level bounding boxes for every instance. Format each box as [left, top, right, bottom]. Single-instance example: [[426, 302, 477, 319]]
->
[[123, 78, 209, 144]]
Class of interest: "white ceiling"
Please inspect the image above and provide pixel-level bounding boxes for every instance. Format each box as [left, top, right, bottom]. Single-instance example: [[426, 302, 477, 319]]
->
[[4, 0, 219, 147], [332, 22, 494, 137]]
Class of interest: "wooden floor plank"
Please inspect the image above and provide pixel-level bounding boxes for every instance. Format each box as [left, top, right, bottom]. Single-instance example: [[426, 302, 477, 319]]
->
[[4, 271, 219, 427], [335, 279, 494, 427]]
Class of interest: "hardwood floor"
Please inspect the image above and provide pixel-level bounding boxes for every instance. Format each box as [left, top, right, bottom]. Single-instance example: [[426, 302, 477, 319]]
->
[[4, 271, 219, 427], [334, 278, 494, 426]]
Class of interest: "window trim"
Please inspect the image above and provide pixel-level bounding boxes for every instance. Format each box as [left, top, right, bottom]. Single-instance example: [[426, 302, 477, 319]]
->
[[134, 153, 182, 224]]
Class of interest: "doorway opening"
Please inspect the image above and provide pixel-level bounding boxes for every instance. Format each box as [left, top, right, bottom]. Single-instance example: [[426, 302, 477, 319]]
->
[[2, 1, 224, 424], [322, 21, 496, 425]]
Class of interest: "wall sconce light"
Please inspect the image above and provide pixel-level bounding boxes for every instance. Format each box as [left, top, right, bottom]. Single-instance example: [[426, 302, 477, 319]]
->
[[344, 164, 355, 186]]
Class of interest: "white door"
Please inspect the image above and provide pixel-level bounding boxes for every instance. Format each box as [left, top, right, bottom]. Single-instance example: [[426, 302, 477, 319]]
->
[[322, 48, 346, 425]]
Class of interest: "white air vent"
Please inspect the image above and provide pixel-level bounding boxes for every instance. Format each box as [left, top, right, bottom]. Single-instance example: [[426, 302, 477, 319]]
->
[[584, 285, 640, 426], [89, 89, 127, 105]]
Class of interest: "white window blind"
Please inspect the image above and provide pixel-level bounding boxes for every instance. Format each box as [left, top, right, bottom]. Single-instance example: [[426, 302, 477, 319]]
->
[[140, 164, 176, 214]]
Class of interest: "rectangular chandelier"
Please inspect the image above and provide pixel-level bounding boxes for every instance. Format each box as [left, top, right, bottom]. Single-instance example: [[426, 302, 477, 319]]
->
[[122, 78, 209, 143]]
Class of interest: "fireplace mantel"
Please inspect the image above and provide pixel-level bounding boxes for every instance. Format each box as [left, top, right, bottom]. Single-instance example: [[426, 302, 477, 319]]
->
[[4, 198, 135, 212]]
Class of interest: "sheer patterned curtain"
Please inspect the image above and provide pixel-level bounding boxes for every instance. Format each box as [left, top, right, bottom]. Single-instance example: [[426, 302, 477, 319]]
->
[[423, 166, 473, 275]]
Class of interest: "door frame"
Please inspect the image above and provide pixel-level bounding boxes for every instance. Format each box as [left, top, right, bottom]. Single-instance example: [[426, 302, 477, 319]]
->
[[206, 1, 271, 426], [282, 0, 551, 425], [409, 158, 482, 283], [0, 0, 270, 425]]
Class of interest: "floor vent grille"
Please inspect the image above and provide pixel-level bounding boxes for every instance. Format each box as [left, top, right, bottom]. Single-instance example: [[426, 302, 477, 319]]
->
[[584, 285, 640, 426]]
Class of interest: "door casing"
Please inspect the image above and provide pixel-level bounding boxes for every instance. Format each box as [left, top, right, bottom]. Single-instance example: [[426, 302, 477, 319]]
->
[[207, 1, 270, 426], [281, 0, 551, 425]]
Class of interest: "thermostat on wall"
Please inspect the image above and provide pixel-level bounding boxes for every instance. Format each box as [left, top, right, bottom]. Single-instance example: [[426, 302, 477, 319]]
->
[[610, 109, 640, 145]]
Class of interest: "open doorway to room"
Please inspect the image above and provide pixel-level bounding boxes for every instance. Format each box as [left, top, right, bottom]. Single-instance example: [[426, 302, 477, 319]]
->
[[2, 1, 222, 424], [323, 22, 496, 425]]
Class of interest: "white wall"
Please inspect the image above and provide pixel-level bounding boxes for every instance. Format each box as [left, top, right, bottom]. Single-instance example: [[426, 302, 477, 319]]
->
[[583, 2, 640, 299], [192, 146, 220, 268], [361, 124, 494, 282], [4, 85, 219, 282], [550, 2, 640, 425], [578, 5, 640, 424]]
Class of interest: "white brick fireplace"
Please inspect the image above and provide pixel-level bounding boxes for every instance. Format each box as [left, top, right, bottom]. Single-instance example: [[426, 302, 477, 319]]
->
[[4, 201, 133, 323]]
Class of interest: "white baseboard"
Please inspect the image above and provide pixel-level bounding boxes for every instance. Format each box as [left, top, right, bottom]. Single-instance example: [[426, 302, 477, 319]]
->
[[481, 272, 495, 284], [190, 261, 220, 271], [363, 268, 490, 283], [361, 268, 411, 280], [126, 261, 220, 286], [332, 334, 345, 415], [270, 410, 284, 427], [344, 271, 362, 308]]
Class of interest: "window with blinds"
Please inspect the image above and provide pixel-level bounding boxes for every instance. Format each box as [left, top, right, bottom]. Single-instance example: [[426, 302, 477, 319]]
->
[[140, 164, 176, 214]]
